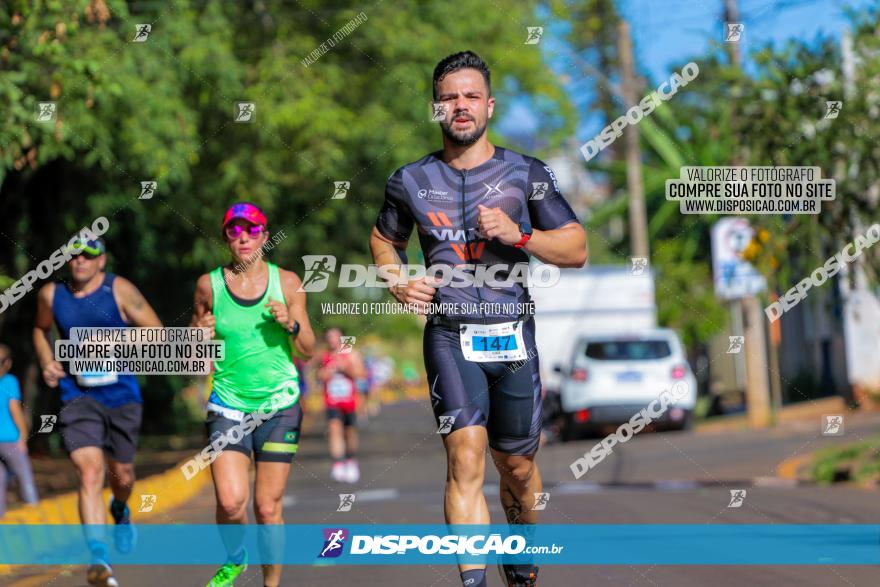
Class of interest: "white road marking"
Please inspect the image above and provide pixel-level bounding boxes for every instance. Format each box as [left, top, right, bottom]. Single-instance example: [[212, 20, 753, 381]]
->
[[555, 482, 603, 494], [753, 476, 799, 487], [356, 488, 400, 502], [655, 480, 699, 491]]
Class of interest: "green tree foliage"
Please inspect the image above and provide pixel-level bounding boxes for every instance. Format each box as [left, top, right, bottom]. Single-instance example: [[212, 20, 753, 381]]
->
[[734, 10, 880, 293], [584, 61, 733, 347], [583, 5, 880, 347], [0, 0, 572, 432], [549, 0, 623, 154]]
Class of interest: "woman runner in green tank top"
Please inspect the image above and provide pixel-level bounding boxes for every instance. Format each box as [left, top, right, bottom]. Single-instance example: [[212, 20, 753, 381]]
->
[[208, 262, 300, 411], [191, 202, 316, 587]]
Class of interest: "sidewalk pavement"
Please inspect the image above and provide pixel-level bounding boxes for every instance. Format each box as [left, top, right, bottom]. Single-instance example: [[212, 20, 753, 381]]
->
[[696, 395, 847, 435]]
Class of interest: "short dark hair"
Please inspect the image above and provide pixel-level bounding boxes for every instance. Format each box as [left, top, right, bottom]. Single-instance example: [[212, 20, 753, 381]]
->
[[432, 51, 491, 99]]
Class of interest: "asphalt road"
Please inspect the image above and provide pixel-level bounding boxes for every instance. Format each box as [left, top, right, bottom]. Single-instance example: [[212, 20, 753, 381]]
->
[[6, 400, 880, 587]]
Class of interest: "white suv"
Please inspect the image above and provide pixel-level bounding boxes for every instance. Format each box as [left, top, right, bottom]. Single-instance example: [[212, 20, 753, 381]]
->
[[556, 329, 697, 440]]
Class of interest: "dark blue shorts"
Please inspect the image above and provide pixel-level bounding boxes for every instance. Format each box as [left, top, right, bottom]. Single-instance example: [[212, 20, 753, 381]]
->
[[205, 403, 302, 463], [326, 406, 357, 427], [423, 318, 542, 455]]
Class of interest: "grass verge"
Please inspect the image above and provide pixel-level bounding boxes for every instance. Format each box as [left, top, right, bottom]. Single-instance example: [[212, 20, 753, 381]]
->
[[811, 434, 880, 484]]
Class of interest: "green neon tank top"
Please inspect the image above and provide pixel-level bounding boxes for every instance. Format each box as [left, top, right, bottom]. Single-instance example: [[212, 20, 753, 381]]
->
[[209, 262, 300, 412]]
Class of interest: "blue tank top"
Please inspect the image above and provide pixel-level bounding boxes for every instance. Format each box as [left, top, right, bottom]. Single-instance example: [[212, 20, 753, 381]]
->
[[53, 273, 141, 407]]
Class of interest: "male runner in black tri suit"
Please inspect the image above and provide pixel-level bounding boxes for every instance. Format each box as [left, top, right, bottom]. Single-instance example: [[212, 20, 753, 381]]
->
[[370, 51, 587, 587]]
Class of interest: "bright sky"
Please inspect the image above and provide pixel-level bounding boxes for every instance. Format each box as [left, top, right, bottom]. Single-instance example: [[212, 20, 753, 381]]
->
[[498, 0, 873, 143], [625, 0, 872, 82]]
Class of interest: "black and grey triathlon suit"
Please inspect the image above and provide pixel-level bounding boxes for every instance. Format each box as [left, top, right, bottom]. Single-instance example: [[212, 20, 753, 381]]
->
[[375, 146, 580, 455]]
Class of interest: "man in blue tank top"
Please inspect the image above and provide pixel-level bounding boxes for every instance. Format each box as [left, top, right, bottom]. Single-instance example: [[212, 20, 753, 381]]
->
[[32, 238, 162, 587]]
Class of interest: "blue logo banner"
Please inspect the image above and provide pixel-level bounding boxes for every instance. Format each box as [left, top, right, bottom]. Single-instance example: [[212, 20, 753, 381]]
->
[[1, 524, 879, 565]]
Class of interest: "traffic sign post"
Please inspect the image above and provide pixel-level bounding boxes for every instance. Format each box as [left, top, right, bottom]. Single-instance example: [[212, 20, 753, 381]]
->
[[711, 218, 767, 300], [711, 218, 772, 428]]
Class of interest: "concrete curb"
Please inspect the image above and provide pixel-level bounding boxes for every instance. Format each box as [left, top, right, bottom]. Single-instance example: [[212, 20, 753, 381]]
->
[[696, 396, 846, 435], [0, 455, 212, 576], [709, 398, 850, 485], [775, 452, 815, 483], [0, 385, 427, 577]]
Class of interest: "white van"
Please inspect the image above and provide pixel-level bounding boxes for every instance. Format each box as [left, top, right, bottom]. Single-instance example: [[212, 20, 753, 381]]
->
[[531, 265, 657, 395]]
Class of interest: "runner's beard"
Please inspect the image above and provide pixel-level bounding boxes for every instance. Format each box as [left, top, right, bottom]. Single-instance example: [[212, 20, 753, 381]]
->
[[441, 117, 487, 146]]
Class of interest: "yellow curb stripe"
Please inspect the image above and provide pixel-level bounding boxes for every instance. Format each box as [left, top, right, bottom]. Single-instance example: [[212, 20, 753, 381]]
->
[[0, 455, 212, 578], [5, 570, 64, 587], [0, 384, 430, 579], [776, 452, 814, 481]]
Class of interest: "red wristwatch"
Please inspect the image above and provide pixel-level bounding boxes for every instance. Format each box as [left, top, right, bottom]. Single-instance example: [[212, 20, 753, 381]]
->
[[513, 221, 533, 249]]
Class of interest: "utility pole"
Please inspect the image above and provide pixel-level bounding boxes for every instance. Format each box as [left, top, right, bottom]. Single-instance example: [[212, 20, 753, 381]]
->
[[724, 0, 741, 67], [742, 296, 772, 427], [839, 28, 870, 407], [617, 20, 649, 259], [722, 0, 773, 426]]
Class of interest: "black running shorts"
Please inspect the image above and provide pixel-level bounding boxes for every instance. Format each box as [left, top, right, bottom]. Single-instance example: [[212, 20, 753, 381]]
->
[[326, 407, 357, 427], [205, 403, 302, 463], [423, 318, 542, 455], [59, 396, 142, 463]]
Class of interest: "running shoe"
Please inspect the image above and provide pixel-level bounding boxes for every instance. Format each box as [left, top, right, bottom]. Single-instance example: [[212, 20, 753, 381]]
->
[[206, 550, 248, 587], [87, 561, 119, 587], [109, 497, 137, 554], [331, 461, 347, 482], [344, 458, 360, 483], [498, 563, 539, 586]]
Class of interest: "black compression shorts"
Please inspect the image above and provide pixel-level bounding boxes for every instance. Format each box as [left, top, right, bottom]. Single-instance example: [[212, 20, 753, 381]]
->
[[205, 403, 302, 463], [424, 318, 542, 455]]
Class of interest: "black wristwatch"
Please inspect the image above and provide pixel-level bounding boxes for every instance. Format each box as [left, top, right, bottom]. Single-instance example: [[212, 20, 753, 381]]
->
[[286, 320, 300, 337]]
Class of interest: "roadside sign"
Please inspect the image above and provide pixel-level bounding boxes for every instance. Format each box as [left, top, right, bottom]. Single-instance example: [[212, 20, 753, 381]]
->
[[711, 218, 767, 300]]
